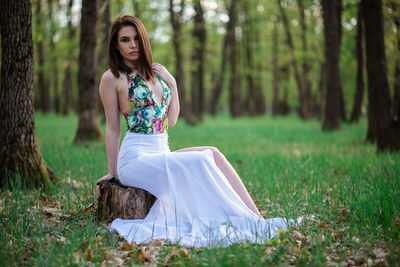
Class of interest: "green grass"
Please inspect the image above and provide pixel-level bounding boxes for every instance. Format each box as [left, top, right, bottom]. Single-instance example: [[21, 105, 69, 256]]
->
[[1, 112, 399, 266]]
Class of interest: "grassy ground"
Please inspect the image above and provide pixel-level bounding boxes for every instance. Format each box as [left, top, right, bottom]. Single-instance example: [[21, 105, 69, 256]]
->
[[1, 113, 399, 266]]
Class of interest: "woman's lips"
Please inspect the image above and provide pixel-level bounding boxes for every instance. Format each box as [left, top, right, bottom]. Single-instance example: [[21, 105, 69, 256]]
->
[[129, 51, 139, 55]]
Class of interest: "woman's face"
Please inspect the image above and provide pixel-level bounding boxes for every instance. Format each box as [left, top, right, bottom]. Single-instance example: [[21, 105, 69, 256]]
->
[[117, 26, 140, 67]]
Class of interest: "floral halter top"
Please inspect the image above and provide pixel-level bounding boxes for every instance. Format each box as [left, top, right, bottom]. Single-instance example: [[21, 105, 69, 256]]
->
[[124, 71, 171, 134]]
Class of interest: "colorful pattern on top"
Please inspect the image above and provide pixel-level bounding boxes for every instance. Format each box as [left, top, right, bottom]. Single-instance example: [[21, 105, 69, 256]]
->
[[124, 71, 171, 134]]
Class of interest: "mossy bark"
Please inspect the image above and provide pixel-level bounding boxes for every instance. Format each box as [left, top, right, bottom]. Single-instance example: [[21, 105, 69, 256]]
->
[[0, 0, 52, 187]]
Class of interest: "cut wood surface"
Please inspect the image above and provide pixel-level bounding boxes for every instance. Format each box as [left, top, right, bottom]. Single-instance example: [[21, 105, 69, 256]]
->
[[97, 178, 156, 223]]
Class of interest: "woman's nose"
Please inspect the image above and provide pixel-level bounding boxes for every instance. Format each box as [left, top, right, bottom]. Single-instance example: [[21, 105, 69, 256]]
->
[[130, 41, 136, 48]]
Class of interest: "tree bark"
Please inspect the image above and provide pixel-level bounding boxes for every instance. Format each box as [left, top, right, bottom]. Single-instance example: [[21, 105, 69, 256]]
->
[[280, 65, 290, 115], [336, 0, 346, 121], [321, 0, 342, 130], [227, 0, 242, 118], [191, 0, 206, 121], [243, 1, 265, 116], [48, 0, 60, 113], [35, 0, 51, 113], [272, 20, 280, 116], [62, 0, 75, 116], [209, 2, 231, 116], [277, 0, 309, 120], [0, 0, 52, 186], [390, 1, 400, 120], [362, 0, 400, 151], [169, 0, 194, 123], [132, 0, 141, 18], [297, 0, 312, 119], [350, 3, 364, 123], [99, 0, 110, 73], [97, 178, 156, 223], [74, 0, 103, 142]]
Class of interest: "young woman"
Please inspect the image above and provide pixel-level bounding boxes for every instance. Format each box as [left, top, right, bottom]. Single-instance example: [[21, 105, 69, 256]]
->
[[97, 15, 291, 247]]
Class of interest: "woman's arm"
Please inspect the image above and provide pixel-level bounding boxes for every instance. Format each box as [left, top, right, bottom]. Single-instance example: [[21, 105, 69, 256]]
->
[[152, 63, 180, 126], [97, 71, 121, 197], [166, 79, 180, 127]]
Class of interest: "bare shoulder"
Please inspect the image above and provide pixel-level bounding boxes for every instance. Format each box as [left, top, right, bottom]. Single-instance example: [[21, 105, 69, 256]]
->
[[100, 69, 126, 93]]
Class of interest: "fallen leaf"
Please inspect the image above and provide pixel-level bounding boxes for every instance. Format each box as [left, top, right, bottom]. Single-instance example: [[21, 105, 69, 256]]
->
[[148, 239, 162, 248], [292, 230, 303, 241], [44, 207, 61, 218], [180, 248, 190, 260], [136, 245, 154, 263], [373, 247, 386, 259], [355, 250, 365, 265], [293, 245, 300, 253], [86, 246, 93, 262], [102, 250, 113, 261], [265, 247, 274, 255], [122, 242, 135, 251], [341, 208, 350, 216], [84, 203, 96, 214]]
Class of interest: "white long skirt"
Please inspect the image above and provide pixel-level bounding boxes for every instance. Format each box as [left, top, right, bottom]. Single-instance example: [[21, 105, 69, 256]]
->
[[110, 132, 293, 248]]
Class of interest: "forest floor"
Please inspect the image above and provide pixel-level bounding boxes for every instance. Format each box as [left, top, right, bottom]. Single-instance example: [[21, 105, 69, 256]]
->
[[1, 113, 399, 266]]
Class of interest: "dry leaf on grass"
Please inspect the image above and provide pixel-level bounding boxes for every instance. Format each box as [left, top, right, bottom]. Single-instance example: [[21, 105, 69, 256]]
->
[[86, 245, 93, 263], [84, 203, 96, 214], [373, 247, 386, 259], [164, 247, 191, 265], [292, 230, 304, 241], [122, 242, 135, 251], [136, 245, 155, 263]]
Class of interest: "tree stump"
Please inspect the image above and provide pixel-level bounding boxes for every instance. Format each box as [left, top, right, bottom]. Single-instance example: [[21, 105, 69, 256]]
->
[[97, 178, 157, 223]]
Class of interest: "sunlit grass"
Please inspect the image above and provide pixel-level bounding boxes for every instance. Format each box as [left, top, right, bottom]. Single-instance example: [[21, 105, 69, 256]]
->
[[0, 112, 399, 266]]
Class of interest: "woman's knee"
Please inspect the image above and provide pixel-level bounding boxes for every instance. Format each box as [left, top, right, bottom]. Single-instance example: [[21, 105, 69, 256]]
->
[[206, 146, 224, 160]]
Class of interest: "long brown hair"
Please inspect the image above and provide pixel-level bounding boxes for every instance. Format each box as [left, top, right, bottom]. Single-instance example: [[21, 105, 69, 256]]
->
[[108, 15, 155, 82]]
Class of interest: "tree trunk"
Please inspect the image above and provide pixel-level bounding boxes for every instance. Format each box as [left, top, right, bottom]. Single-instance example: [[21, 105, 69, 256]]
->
[[227, 0, 242, 118], [390, 1, 400, 120], [97, 178, 156, 223], [209, 2, 231, 116], [362, 0, 400, 151], [280, 65, 290, 115], [336, 0, 346, 121], [132, 0, 141, 18], [169, 0, 194, 123], [74, 0, 103, 142], [277, 0, 309, 120], [319, 62, 327, 119], [48, 0, 60, 113], [99, 0, 110, 73], [297, 0, 312, 119], [394, 59, 400, 120], [350, 3, 364, 123], [35, 0, 51, 113], [253, 2, 266, 115], [191, 0, 206, 121], [98, 0, 111, 121], [272, 20, 280, 116], [243, 1, 265, 116], [62, 0, 75, 116], [321, 0, 342, 130], [0, 0, 52, 186]]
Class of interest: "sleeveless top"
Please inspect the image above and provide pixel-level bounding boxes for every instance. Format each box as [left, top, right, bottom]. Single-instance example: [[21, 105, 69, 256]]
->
[[123, 71, 171, 134]]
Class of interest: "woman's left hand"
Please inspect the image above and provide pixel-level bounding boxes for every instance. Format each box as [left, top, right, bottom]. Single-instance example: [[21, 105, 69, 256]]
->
[[152, 63, 176, 86], [96, 173, 114, 199]]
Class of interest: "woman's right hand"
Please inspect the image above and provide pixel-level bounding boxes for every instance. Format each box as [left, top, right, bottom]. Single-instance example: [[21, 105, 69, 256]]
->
[[96, 173, 114, 199]]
